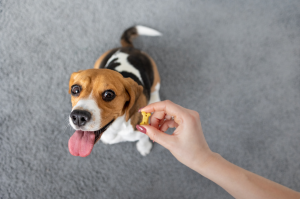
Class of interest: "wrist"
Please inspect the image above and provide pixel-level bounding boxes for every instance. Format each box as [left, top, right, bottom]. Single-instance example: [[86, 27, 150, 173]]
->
[[191, 152, 222, 174]]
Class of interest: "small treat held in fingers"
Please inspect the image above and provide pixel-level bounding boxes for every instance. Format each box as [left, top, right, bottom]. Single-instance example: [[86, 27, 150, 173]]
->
[[140, 112, 151, 125]]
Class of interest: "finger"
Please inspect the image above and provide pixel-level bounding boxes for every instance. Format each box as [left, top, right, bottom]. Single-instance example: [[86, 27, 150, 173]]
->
[[159, 120, 179, 132], [158, 118, 166, 128], [155, 111, 173, 129], [165, 114, 173, 120], [150, 111, 165, 129], [141, 100, 187, 124], [158, 114, 175, 128], [137, 125, 174, 149]]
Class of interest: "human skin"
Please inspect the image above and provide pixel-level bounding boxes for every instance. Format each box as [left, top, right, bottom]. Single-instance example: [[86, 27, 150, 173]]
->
[[136, 100, 300, 199]]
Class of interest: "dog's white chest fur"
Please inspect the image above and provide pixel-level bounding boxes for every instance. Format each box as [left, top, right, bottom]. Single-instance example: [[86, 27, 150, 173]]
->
[[100, 114, 152, 156], [101, 115, 142, 143]]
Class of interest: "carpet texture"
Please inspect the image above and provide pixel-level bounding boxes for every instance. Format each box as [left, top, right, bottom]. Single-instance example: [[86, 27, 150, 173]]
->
[[1, 0, 300, 198]]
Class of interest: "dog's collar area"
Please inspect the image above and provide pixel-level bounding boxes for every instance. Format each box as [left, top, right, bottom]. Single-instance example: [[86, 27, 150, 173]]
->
[[94, 119, 115, 143]]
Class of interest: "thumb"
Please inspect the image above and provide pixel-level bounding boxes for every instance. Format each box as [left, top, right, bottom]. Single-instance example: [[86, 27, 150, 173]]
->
[[136, 125, 173, 149]]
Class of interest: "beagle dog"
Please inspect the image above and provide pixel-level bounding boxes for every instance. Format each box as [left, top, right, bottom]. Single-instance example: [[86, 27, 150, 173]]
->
[[68, 26, 161, 157]]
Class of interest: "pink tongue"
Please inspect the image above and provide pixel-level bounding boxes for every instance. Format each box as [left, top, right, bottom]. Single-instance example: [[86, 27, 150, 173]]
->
[[68, 130, 95, 157]]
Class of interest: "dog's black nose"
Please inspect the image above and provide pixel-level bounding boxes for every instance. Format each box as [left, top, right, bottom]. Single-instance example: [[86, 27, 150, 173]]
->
[[70, 110, 91, 127]]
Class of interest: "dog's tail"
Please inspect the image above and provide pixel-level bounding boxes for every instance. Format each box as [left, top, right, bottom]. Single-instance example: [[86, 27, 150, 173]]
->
[[120, 25, 162, 47]]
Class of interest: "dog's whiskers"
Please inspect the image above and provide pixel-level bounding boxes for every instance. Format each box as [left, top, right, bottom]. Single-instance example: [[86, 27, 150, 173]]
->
[[63, 123, 71, 134]]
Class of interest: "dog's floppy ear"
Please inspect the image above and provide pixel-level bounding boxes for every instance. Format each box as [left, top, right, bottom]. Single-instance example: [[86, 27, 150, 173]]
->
[[68, 70, 83, 94], [122, 77, 144, 122]]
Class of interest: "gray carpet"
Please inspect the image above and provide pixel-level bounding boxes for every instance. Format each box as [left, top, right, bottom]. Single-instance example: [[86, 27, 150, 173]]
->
[[1, 0, 300, 198]]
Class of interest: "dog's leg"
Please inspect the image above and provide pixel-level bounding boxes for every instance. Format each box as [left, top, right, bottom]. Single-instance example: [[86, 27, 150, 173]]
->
[[136, 134, 153, 156], [148, 83, 161, 104]]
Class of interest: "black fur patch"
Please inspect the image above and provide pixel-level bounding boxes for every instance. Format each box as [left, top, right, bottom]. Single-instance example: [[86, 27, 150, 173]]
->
[[98, 47, 154, 101], [98, 48, 119, 69]]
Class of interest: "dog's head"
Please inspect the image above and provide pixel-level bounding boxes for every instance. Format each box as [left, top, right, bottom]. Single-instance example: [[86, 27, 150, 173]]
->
[[68, 69, 143, 157]]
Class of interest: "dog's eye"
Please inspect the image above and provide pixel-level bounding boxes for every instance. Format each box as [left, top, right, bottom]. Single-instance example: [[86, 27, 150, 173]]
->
[[71, 85, 81, 96], [102, 90, 115, 102]]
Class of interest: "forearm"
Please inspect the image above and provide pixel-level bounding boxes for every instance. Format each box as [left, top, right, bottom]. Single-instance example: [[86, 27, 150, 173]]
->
[[194, 153, 300, 199]]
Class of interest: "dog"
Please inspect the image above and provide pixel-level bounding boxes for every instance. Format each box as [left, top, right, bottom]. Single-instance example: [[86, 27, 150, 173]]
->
[[68, 26, 161, 157]]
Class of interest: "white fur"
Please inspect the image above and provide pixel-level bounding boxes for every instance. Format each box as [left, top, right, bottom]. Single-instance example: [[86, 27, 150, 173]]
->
[[100, 114, 152, 156], [100, 82, 161, 156], [101, 114, 143, 143], [69, 93, 101, 131], [100, 114, 153, 156], [136, 26, 162, 36], [105, 51, 144, 85], [148, 83, 161, 104]]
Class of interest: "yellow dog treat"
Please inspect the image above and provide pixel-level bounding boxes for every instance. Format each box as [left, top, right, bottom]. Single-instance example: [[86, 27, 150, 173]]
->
[[140, 112, 151, 125]]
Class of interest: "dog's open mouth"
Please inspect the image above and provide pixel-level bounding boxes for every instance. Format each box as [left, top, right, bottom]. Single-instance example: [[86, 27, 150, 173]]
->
[[68, 119, 114, 157]]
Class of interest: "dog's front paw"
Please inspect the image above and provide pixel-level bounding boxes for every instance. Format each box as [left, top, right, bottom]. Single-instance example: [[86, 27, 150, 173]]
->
[[136, 137, 153, 156]]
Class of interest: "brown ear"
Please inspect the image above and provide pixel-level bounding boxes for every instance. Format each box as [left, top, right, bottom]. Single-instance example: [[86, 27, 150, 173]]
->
[[122, 77, 144, 121], [68, 70, 82, 94]]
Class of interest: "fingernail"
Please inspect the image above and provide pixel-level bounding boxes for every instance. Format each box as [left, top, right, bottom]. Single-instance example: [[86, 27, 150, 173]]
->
[[138, 107, 144, 112], [136, 125, 146, 134]]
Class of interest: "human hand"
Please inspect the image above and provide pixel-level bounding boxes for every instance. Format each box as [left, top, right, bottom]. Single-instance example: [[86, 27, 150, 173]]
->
[[137, 101, 300, 199], [136, 100, 214, 170]]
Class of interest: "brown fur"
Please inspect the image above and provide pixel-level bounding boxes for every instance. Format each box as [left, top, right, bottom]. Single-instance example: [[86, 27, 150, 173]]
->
[[130, 94, 147, 128]]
